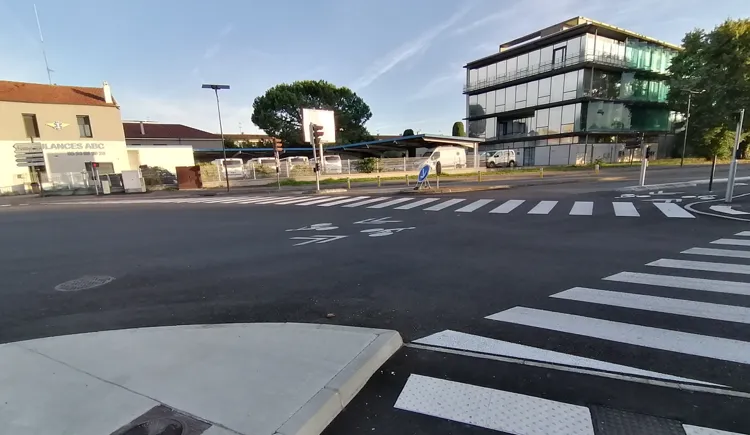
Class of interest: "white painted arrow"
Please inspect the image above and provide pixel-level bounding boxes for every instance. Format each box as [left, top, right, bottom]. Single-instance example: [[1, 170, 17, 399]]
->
[[354, 217, 403, 224], [290, 235, 348, 246], [709, 205, 750, 215]]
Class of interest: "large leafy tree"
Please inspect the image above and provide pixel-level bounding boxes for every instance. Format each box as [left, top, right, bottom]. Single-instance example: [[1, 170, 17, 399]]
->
[[251, 80, 373, 146], [452, 121, 466, 137], [668, 19, 750, 158]]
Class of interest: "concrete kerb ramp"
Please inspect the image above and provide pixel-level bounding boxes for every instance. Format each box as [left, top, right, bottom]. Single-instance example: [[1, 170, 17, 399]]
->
[[0, 323, 402, 435]]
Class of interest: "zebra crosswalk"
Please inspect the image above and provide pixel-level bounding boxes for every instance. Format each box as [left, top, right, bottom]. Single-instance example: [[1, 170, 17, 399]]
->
[[52, 194, 700, 219], [394, 230, 750, 434]]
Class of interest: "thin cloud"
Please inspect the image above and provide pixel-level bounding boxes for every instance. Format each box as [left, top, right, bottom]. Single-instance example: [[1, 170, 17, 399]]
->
[[203, 43, 221, 60], [451, 12, 505, 36], [219, 23, 234, 38], [351, 5, 473, 90], [407, 69, 465, 102]]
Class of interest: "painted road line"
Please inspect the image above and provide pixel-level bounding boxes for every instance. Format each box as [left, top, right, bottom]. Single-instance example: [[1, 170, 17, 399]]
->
[[654, 202, 695, 218], [736, 231, 750, 237], [414, 330, 719, 386], [295, 197, 345, 206], [683, 424, 745, 435], [552, 287, 750, 325], [423, 198, 466, 211], [527, 200, 558, 215], [317, 196, 369, 207], [246, 196, 295, 204], [604, 272, 750, 297], [648, 258, 750, 275], [569, 201, 594, 216], [273, 197, 327, 205], [394, 198, 440, 210], [489, 199, 525, 214], [368, 198, 415, 209], [711, 238, 750, 247], [683, 247, 750, 259], [395, 374, 595, 435], [342, 197, 392, 208], [487, 307, 750, 365], [455, 199, 494, 213], [613, 202, 640, 217]]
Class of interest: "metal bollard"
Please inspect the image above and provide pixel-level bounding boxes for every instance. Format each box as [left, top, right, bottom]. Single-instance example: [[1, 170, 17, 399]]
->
[[347, 177, 351, 190], [436, 173, 440, 189], [540, 167, 544, 178], [478, 171, 482, 182], [377, 175, 381, 187], [595, 163, 600, 174], [405, 174, 409, 186]]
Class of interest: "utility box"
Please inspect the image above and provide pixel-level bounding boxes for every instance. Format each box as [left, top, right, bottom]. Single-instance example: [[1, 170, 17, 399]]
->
[[122, 169, 146, 193]]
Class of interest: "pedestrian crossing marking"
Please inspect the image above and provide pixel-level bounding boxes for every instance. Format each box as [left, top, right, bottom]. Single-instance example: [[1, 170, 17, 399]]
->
[[683, 424, 745, 435], [528, 200, 558, 214], [569, 201, 593, 216], [648, 258, 750, 275], [395, 374, 596, 435], [368, 198, 414, 209], [552, 287, 750, 325], [711, 238, 750, 247], [490, 199, 525, 214], [414, 330, 720, 386], [317, 196, 369, 207], [46, 195, 699, 219], [736, 231, 750, 237], [604, 271, 750, 296], [487, 306, 750, 365], [654, 202, 695, 218], [394, 198, 440, 210], [455, 199, 493, 213], [683, 247, 750, 259], [423, 198, 465, 211], [613, 202, 640, 217]]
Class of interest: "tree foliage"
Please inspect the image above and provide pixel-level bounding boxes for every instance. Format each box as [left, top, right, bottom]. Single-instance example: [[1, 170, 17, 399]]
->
[[701, 126, 737, 159], [251, 80, 373, 146], [667, 19, 750, 158], [452, 121, 466, 137], [402, 129, 415, 136]]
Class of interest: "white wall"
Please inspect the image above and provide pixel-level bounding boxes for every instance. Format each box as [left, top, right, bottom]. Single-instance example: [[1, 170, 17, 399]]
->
[[125, 145, 195, 174]]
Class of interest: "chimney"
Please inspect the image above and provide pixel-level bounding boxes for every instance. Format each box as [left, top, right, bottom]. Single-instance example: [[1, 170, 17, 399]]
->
[[139, 121, 145, 135], [102, 81, 113, 104]]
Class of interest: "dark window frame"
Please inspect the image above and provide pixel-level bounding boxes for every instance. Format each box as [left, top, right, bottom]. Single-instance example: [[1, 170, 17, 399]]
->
[[77, 115, 93, 138], [22, 113, 40, 138]]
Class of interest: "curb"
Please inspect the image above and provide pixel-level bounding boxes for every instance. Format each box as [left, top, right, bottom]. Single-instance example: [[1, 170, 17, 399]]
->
[[274, 328, 403, 435], [619, 176, 750, 192], [399, 185, 512, 195]]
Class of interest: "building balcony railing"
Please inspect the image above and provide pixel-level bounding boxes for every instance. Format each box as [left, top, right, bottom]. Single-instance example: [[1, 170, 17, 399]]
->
[[464, 53, 669, 93]]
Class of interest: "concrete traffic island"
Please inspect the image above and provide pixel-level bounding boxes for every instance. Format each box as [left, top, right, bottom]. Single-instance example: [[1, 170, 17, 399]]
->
[[0, 323, 402, 435]]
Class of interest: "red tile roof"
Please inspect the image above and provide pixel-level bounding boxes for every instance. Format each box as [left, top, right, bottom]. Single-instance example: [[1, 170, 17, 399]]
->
[[0, 80, 116, 106], [123, 122, 220, 140]]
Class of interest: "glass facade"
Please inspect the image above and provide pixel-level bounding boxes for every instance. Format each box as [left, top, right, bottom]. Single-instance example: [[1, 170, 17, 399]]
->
[[465, 32, 676, 92], [587, 71, 669, 102], [469, 69, 585, 117], [470, 103, 583, 140], [585, 102, 673, 132]]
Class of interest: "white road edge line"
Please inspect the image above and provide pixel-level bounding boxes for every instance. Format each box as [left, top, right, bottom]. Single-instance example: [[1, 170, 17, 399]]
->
[[394, 374, 595, 435]]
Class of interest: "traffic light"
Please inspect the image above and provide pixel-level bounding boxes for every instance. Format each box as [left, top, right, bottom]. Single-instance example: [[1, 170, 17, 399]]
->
[[311, 124, 324, 146], [92, 162, 99, 168], [274, 138, 283, 153]]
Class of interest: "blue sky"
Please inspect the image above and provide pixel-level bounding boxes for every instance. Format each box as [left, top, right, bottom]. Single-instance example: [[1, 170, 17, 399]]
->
[[0, 0, 746, 136]]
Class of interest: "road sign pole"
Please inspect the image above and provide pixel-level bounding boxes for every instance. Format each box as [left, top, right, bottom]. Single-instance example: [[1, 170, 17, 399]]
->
[[638, 143, 647, 187], [275, 150, 281, 191], [725, 109, 745, 203], [709, 154, 717, 192], [309, 123, 321, 192]]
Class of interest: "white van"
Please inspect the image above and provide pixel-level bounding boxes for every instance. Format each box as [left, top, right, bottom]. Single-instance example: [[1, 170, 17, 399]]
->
[[282, 156, 309, 170], [212, 158, 245, 179], [486, 150, 517, 168], [416, 146, 467, 173], [315, 155, 342, 174]]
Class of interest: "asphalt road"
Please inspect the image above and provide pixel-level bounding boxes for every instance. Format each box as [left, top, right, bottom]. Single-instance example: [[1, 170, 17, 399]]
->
[[2, 176, 750, 434]]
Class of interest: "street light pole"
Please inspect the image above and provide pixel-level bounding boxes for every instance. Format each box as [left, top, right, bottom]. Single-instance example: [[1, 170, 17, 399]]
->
[[680, 92, 692, 168], [202, 84, 231, 192]]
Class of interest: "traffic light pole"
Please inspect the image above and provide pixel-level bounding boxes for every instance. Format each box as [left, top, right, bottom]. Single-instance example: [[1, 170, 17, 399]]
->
[[638, 133, 647, 187], [309, 123, 321, 192], [725, 108, 745, 203]]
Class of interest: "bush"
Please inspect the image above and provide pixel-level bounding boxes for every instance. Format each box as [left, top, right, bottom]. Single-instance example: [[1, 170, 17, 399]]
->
[[402, 129, 415, 136], [140, 165, 176, 186], [356, 157, 380, 173]]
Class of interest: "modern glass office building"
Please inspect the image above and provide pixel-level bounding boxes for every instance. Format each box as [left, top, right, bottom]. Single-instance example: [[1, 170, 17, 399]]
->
[[464, 17, 683, 166]]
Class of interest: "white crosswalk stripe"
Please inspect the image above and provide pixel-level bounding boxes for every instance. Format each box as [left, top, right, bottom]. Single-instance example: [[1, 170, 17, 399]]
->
[[423, 198, 465, 211], [604, 271, 750, 296], [648, 258, 750, 275], [46, 195, 701, 219], [527, 200, 558, 214], [613, 202, 640, 217], [455, 199, 493, 212], [682, 247, 750, 259], [711, 238, 750, 247], [569, 201, 593, 216]]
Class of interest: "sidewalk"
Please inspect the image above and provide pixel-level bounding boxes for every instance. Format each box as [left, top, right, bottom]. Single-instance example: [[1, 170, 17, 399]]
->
[[0, 323, 402, 435]]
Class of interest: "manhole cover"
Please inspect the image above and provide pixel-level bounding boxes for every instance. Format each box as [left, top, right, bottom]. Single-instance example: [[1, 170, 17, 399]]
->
[[54, 275, 115, 292], [120, 418, 185, 435]]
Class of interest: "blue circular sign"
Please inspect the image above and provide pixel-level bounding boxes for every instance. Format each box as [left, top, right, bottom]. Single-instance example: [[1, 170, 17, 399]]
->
[[417, 165, 430, 183]]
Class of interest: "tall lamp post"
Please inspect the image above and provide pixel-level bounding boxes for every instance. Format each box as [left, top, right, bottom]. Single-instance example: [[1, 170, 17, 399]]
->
[[202, 84, 231, 192], [680, 89, 704, 168]]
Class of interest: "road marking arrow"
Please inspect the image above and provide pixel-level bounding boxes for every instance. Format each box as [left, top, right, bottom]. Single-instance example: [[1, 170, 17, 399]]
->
[[354, 217, 403, 224], [290, 235, 348, 246], [710, 205, 750, 215]]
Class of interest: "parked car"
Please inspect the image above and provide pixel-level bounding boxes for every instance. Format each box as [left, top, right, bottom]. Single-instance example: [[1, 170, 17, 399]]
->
[[313, 155, 343, 174], [212, 158, 245, 179], [282, 156, 309, 170], [486, 150, 517, 168], [415, 146, 467, 174]]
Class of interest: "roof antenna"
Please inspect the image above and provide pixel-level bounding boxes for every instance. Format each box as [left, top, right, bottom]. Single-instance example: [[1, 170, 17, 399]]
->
[[34, 4, 53, 85]]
